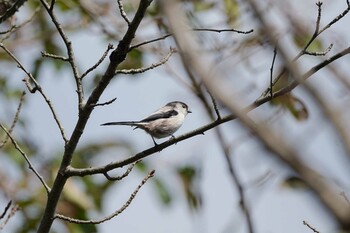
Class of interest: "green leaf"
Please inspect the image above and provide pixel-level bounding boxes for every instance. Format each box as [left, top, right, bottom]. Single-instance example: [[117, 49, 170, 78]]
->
[[153, 178, 172, 205], [177, 166, 202, 210], [293, 33, 323, 51]]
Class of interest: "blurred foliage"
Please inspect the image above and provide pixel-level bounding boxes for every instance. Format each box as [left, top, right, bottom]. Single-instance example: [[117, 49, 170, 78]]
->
[[293, 32, 323, 52], [270, 69, 309, 121], [281, 176, 309, 190], [177, 166, 201, 210]]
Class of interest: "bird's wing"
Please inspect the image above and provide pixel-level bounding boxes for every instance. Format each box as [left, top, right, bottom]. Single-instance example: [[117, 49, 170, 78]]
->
[[140, 110, 178, 122]]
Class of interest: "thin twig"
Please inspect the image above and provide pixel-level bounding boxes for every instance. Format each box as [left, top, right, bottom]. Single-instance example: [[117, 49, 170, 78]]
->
[[130, 28, 253, 50], [0, 25, 16, 35], [81, 44, 114, 79], [304, 43, 333, 56], [207, 90, 221, 120], [103, 162, 138, 181], [49, 0, 56, 11], [116, 48, 175, 74], [0, 91, 25, 148], [269, 47, 277, 98], [55, 170, 155, 224], [262, 1, 349, 98], [303, 220, 320, 233], [192, 28, 253, 34], [117, 0, 131, 25], [130, 34, 172, 51], [0, 124, 51, 194], [90, 97, 117, 108], [0, 201, 12, 219], [0, 43, 69, 144], [38, 1, 154, 232], [40, 0, 84, 109], [0, 204, 19, 230], [41, 51, 69, 61]]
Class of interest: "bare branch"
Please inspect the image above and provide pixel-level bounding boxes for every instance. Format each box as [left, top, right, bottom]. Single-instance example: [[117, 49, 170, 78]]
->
[[0, 43, 69, 144], [0, 124, 51, 194], [38, 1, 154, 232], [103, 162, 138, 181], [0, 203, 19, 230], [269, 47, 277, 98], [304, 43, 333, 56], [0, 201, 12, 220], [130, 28, 253, 51], [41, 51, 68, 61], [130, 34, 172, 51], [55, 170, 155, 224], [81, 43, 114, 79], [315, 2, 323, 35], [116, 48, 175, 74], [49, 0, 56, 11], [117, 0, 131, 25], [39, 0, 84, 108], [0, 91, 25, 148], [90, 97, 117, 108], [303, 220, 320, 233], [67, 45, 350, 178], [192, 28, 253, 34], [207, 90, 221, 120], [162, 0, 350, 227], [262, 1, 350, 97]]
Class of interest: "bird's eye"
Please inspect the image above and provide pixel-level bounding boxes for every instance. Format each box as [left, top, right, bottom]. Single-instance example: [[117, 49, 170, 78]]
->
[[181, 104, 186, 109]]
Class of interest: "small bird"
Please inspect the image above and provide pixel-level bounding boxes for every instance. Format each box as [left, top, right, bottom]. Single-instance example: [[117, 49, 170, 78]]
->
[[101, 101, 191, 146]]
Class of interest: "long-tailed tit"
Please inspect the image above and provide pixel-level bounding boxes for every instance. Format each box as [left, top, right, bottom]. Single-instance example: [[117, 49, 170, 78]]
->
[[101, 101, 191, 145]]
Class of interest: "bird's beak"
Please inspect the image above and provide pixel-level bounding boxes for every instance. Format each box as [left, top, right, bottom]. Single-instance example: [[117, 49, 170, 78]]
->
[[187, 110, 192, 113]]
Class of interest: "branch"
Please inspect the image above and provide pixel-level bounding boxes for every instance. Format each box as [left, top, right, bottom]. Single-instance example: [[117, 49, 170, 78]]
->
[[269, 47, 277, 98], [0, 43, 69, 144], [0, 124, 51, 194], [130, 27, 253, 50], [0, 202, 19, 230], [81, 43, 114, 79], [304, 43, 333, 56], [0, 0, 27, 24], [117, 0, 131, 26], [163, 0, 350, 228], [41, 51, 68, 61], [90, 97, 117, 108], [103, 162, 137, 181], [116, 48, 175, 74], [0, 91, 25, 148], [303, 220, 320, 233], [39, 0, 83, 108], [67, 46, 350, 178], [192, 28, 253, 34], [0, 201, 12, 220], [55, 170, 155, 224], [262, 1, 350, 97], [37, 1, 154, 232]]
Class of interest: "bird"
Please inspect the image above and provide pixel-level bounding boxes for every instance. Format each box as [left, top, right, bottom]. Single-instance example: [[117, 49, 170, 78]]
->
[[101, 101, 191, 146]]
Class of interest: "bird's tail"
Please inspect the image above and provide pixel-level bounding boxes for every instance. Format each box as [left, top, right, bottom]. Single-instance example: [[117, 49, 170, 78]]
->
[[100, 121, 141, 127]]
